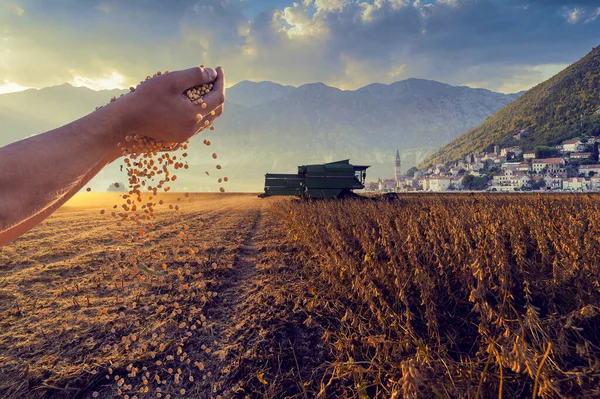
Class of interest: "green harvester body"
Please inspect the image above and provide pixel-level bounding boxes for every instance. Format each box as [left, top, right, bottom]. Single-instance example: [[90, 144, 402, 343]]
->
[[258, 159, 369, 198]]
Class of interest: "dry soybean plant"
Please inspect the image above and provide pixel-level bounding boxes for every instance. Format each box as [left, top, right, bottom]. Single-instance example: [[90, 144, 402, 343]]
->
[[276, 194, 600, 399]]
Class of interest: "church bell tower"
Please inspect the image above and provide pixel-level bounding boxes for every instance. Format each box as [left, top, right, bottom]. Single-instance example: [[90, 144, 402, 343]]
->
[[395, 150, 401, 182]]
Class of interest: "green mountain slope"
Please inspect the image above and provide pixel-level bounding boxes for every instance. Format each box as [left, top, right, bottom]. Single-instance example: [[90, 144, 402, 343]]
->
[[422, 45, 600, 167]]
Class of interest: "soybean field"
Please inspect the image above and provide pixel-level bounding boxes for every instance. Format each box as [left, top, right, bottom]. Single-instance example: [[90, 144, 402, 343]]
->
[[1, 193, 600, 399]]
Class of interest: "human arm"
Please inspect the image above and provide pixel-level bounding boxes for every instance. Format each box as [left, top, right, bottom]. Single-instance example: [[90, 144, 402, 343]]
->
[[0, 66, 226, 247]]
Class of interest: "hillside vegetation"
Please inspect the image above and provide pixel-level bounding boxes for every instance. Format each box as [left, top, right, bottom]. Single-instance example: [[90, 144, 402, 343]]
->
[[423, 45, 600, 167]]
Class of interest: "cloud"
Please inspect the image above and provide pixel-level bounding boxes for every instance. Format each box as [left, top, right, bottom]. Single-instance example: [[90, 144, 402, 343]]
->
[[566, 8, 584, 23], [0, 80, 30, 94], [314, 0, 347, 13], [585, 7, 600, 23], [71, 72, 127, 91], [10, 2, 25, 16], [0, 0, 599, 94]]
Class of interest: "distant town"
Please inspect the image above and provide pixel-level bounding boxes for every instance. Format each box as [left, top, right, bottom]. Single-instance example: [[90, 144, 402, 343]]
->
[[367, 134, 600, 192]]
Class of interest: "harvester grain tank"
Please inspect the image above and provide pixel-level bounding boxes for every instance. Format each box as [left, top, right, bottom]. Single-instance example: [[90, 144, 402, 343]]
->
[[258, 160, 369, 198]]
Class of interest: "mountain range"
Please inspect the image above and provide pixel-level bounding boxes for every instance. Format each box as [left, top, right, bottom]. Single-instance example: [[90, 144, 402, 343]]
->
[[0, 78, 522, 191]]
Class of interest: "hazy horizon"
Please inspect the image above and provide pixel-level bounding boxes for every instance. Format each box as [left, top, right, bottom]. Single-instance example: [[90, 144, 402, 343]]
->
[[0, 76, 530, 96]]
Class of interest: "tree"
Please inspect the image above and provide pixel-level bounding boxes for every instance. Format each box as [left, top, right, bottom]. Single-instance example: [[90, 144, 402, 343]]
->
[[406, 167, 419, 177], [535, 146, 561, 158], [529, 180, 546, 190], [472, 176, 488, 190], [462, 174, 487, 190], [592, 142, 599, 161]]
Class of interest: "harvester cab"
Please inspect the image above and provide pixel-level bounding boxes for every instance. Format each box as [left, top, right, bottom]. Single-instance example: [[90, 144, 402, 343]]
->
[[258, 160, 370, 199]]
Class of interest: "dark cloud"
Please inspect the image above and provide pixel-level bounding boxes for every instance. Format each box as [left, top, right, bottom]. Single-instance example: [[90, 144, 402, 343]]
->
[[1, 0, 599, 93]]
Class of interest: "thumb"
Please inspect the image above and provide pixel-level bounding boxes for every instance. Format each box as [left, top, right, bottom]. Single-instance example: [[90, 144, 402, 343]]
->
[[170, 66, 217, 92]]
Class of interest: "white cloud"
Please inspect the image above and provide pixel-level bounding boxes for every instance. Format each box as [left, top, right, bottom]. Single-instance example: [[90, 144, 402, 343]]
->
[[585, 7, 600, 24], [314, 0, 346, 13], [281, 3, 328, 37], [0, 80, 30, 94], [436, 0, 459, 8], [566, 8, 583, 24], [10, 2, 25, 16], [70, 72, 127, 91]]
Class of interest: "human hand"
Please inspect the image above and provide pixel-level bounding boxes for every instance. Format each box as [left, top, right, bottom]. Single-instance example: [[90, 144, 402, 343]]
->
[[115, 66, 226, 145]]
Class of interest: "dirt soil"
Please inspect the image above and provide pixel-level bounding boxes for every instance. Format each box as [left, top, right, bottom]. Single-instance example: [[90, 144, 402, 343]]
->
[[0, 193, 331, 399]]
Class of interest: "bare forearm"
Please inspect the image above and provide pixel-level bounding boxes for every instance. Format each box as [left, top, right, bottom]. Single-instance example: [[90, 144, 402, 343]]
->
[[0, 103, 125, 245], [0, 66, 225, 247]]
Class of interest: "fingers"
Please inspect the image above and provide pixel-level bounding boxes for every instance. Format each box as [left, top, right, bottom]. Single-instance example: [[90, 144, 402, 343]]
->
[[170, 66, 217, 92], [200, 67, 226, 112]]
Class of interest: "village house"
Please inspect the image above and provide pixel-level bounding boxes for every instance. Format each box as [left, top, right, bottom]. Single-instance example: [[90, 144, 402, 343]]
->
[[544, 176, 563, 189], [427, 176, 453, 192], [587, 137, 600, 144], [492, 170, 529, 188], [396, 176, 417, 191], [468, 162, 485, 172], [578, 164, 600, 176], [450, 176, 464, 190], [563, 177, 589, 191], [455, 160, 467, 169], [532, 158, 565, 174], [500, 147, 523, 157], [570, 152, 593, 160], [590, 175, 600, 191], [502, 162, 522, 170], [377, 178, 397, 191], [523, 151, 536, 160], [562, 139, 584, 153], [433, 164, 447, 175], [516, 163, 531, 172], [449, 167, 463, 176]]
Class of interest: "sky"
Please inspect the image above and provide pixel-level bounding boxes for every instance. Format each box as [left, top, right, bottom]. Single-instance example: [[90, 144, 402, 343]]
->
[[0, 0, 599, 95]]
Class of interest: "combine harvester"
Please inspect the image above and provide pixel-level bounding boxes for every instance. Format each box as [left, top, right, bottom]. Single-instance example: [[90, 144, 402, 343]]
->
[[258, 159, 369, 199]]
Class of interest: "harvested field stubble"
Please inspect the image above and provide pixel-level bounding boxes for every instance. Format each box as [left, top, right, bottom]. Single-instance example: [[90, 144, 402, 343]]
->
[[274, 194, 600, 398], [0, 195, 279, 399]]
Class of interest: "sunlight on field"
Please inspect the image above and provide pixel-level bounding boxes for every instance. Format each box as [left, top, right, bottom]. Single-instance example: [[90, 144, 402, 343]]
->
[[59, 192, 261, 212], [63, 192, 259, 207], [0, 194, 277, 399]]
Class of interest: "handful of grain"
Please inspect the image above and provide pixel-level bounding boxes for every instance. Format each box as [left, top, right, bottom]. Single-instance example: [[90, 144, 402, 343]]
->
[[186, 82, 213, 108], [92, 68, 228, 236]]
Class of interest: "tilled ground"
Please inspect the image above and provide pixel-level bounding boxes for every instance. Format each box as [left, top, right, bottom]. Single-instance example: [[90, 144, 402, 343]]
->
[[0, 194, 331, 399]]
